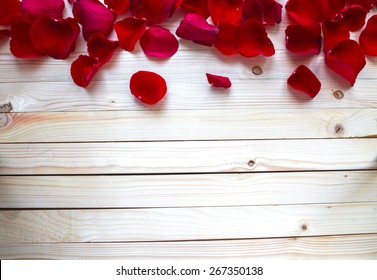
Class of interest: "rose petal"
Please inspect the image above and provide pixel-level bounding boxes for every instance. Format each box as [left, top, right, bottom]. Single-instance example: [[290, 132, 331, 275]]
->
[[72, 0, 115, 41], [214, 22, 238, 55], [87, 33, 119, 63], [180, 0, 210, 19], [206, 73, 232, 89], [0, 29, 10, 39], [287, 65, 321, 99], [359, 15, 377, 56], [322, 19, 350, 53], [325, 39, 366, 86], [348, 0, 375, 11], [104, 0, 130, 14], [130, 71, 167, 105], [30, 17, 80, 59], [0, 0, 21, 25], [140, 26, 179, 58], [242, 0, 283, 26], [10, 17, 43, 58], [129, 0, 179, 24], [176, 13, 218, 46], [338, 5, 367, 32], [114, 17, 146, 52], [22, 0, 65, 19], [285, 24, 322, 55], [234, 19, 275, 57], [208, 0, 243, 25], [71, 54, 101, 87]]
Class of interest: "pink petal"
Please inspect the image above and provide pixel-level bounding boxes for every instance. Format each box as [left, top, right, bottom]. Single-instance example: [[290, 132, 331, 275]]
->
[[104, 0, 130, 14], [114, 17, 146, 52], [206, 73, 232, 89], [129, 0, 179, 24], [140, 26, 179, 58]]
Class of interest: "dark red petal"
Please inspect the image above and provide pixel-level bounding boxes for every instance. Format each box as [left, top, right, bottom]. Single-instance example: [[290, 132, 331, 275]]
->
[[10, 17, 43, 58], [338, 5, 367, 32], [348, 0, 375, 11], [129, 0, 177, 24], [242, 0, 282, 26], [327, 0, 346, 19], [104, 0, 130, 14], [325, 39, 366, 86], [206, 73, 232, 89], [208, 0, 243, 25], [0, 29, 10, 38], [71, 55, 101, 87], [0, 0, 21, 25], [22, 0, 65, 19], [359, 15, 377, 56], [234, 19, 275, 57], [285, 0, 327, 25], [29, 17, 80, 59], [140, 26, 179, 58], [287, 65, 321, 99], [87, 33, 119, 63], [130, 71, 167, 105], [322, 19, 350, 53], [214, 22, 238, 55], [176, 13, 218, 46], [180, 0, 210, 19], [114, 17, 146, 52], [285, 24, 322, 55], [72, 0, 115, 41]]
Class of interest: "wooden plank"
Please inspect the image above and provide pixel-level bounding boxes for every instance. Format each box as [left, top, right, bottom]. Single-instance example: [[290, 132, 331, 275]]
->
[[1, 171, 376, 209], [2, 234, 377, 259], [1, 139, 376, 175], [1, 109, 376, 143], [1, 203, 376, 243]]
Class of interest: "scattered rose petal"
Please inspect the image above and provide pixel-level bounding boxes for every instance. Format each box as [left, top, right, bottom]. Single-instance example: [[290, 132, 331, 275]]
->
[[214, 22, 238, 55], [0, 0, 22, 25], [87, 33, 119, 63], [285, 0, 327, 25], [325, 39, 366, 86], [338, 5, 367, 32], [285, 24, 322, 55], [72, 0, 115, 40], [140, 26, 179, 58], [0, 29, 10, 39], [348, 0, 375, 11], [22, 0, 65, 19], [208, 0, 243, 25], [322, 19, 350, 53], [287, 65, 321, 99], [130, 71, 167, 105], [114, 17, 146, 52], [129, 0, 179, 24], [206, 73, 232, 89], [105, 0, 130, 14], [176, 13, 218, 46], [71, 54, 101, 87], [181, 0, 210, 19], [243, 0, 282, 26], [359, 15, 377, 56], [234, 19, 275, 57]]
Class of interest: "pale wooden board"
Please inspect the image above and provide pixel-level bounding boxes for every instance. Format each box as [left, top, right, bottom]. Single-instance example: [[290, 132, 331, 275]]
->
[[1, 109, 376, 143], [1, 139, 376, 175], [2, 234, 377, 260], [1, 203, 376, 243], [1, 171, 376, 209]]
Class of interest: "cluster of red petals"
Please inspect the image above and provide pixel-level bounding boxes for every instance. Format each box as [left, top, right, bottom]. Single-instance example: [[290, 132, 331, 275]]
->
[[288, 65, 321, 99], [0, 0, 21, 25], [206, 73, 232, 89]]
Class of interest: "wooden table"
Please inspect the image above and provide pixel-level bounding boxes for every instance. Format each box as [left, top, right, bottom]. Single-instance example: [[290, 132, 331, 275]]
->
[[1, 2, 377, 259]]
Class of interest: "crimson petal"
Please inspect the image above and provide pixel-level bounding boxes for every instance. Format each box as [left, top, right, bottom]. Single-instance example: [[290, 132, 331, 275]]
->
[[180, 0, 210, 19], [0, 29, 10, 39], [359, 15, 377, 56], [234, 19, 275, 57], [348, 0, 375, 11], [285, 24, 322, 55], [140, 26, 179, 58], [0, 0, 21, 25], [285, 0, 327, 25], [114, 17, 146, 52], [243, 0, 282, 26], [206, 73, 232, 89], [214, 22, 238, 55], [322, 19, 350, 53], [105, 0, 130, 14], [22, 0, 65, 19], [129, 0, 178, 24], [208, 0, 243, 25], [325, 39, 366, 86], [287, 65, 321, 99], [338, 5, 367, 32], [130, 71, 167, 105], [71, 55, 101, 87], [88, 33, 119, 63]]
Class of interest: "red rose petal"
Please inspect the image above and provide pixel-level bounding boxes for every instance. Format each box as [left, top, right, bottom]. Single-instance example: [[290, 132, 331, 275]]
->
[[176, 13, 218, 46], [0, 29, 10, 39], [104, 0, 130, 14], [234, 19, 275, 57], [10, 17, 43, 58], [181, 0, 210, 19], [114, 17, 146, 52], [87, 33, 119, 64], [359, 15, 377, 56], [338, 5, 367, 32], [0, 0, 21, 25], [214, 22, 238, 55], [327, 0, 346, 19], [208, 0, 243, 25], [285, 0, 327, 25], [287, 65, 321, 99], [348, 0, 375, 11], [22, 0, 65, 19], [285, 24, 322, 55], [72, 0, 115, 41], [243, 0, 283, 26], [206, 73, 232, 89], [129, 0, 178, 24], [30, 17, 80, 59], [71, 54, 101, 87], [130, 71, 167, 105], [322, 19, 350, 53], [325, 39, 366, 86], [140, 26, 179, 58]]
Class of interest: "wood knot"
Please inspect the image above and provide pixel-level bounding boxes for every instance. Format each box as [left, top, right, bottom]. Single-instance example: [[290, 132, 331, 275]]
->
[[301, 224, 308, 231], [334, 123, 344, 135], [252, 66, 263, 76], [333, 90, 344, 100], [0, 102, 13, 113], [248, 160, 256, 167]]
